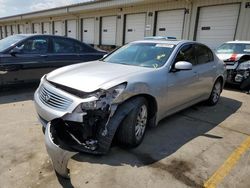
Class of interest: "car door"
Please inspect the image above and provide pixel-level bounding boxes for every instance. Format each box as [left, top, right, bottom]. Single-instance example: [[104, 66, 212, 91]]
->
[[1, 36, 50, 85], [194, 44, 216, 96], [166, 44, 200, 111], [46, 37, 87, 68], [77, 42, 105, 62]]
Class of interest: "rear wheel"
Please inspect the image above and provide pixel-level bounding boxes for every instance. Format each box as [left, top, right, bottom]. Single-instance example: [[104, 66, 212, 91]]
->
[[206, 80, 222, 106], [116, 97, 148, 147]]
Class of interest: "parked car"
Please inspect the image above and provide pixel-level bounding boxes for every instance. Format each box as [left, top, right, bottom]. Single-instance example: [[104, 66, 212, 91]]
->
[[216, 41, 250, 62], [34, 40, 226, 177], [215, 41, 250, 88], [0, 34, 106, 86]]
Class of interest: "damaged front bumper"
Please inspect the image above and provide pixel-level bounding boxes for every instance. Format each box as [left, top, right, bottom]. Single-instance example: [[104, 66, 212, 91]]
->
[[45, 122, 78, 178], [43, 101, 134, 178], [36, 80, 132, 177], [225, 58, 250, 86]]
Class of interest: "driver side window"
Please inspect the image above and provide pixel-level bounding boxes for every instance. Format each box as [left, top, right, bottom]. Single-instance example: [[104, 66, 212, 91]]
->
[[174, 44, 196, 65], [17, 37, 49, 54]]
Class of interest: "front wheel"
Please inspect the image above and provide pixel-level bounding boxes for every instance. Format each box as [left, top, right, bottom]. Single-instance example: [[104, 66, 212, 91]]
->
[[206, 80, 222, 106], [116, 97, 148, 147]]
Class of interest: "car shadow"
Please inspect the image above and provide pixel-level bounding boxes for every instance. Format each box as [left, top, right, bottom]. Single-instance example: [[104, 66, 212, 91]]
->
[[0, 83, 38, 104], [72, 96, 241, 168], [224, 83, 250, 94]]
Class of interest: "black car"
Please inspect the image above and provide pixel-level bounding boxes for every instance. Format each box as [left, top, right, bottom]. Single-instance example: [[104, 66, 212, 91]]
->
[[0, 34, 106, 86]]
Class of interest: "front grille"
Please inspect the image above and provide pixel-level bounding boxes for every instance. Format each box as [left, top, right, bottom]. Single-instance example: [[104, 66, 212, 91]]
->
[[39, 85, 73, 111]]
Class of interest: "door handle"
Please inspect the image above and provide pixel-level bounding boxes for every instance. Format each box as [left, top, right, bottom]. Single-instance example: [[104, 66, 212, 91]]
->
[[40, 55, 48, 58]]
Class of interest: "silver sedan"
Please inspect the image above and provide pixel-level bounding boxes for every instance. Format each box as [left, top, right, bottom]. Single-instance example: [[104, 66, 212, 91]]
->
[[34, 40, 226, 177]]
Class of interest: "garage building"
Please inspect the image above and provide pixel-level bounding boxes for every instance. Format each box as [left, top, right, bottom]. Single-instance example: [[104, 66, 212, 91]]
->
[[0, 0, 249, 50]]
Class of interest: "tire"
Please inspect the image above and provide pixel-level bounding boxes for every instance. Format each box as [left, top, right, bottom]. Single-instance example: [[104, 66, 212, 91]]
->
[[116, 97, 148, 147], [206, 80, 222, 106]]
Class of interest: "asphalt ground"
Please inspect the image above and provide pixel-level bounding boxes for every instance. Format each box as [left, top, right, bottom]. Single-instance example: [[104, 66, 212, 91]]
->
[[0, 85, 249, 188]]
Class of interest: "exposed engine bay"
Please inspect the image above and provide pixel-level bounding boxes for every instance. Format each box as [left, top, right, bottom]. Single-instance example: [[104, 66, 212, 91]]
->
[[225, 55, 250, 90]]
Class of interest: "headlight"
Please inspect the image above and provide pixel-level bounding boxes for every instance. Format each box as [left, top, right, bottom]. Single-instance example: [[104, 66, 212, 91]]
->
[[106, 83, 127, 99], [237, 61, 250, 70], [80, 83, 127, 110]]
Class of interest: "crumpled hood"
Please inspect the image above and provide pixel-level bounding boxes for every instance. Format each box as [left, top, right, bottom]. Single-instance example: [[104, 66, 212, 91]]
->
[[46, 61, 150, 92]]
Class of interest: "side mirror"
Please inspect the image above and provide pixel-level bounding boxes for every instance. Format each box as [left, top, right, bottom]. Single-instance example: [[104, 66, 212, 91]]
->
[[103, 54, 108, 58], [174, 61, 192, 71], [10, 47, 21, 56]]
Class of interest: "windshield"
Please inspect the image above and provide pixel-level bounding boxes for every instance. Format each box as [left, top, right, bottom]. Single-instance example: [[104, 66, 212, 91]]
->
[[0, 35, 27, 52], [216, 43, 250, 54], [103, 43, 175, 68]]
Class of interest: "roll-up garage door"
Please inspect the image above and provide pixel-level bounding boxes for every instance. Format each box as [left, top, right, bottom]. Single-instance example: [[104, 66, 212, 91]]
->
[[196, 4, 240, 49], [42, 22, 51, 34], [54, 21, 64, 36], [82, 18, 95, 44], [125, 13, 146, 43], [18, 24, 24, 34], [33, 23, 40, 34], [156, 9, 185, 39], [6, 26, 12, 36], [24, 24, 31, 34], [101, 16, 117, 45], [12, 25, 17, 35], [2, 26, 6, 38], [67, 20, 77, 39], [0, 27, 3, 39]]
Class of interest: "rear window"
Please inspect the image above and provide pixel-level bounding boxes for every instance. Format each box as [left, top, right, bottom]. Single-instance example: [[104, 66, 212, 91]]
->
[[216, 43, 250, 54], [52, 37, 95, 53]]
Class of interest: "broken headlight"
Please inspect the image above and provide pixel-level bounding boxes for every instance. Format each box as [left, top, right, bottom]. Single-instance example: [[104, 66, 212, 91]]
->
[[80, 83, 127, 110], [237, 61, 250, 70]]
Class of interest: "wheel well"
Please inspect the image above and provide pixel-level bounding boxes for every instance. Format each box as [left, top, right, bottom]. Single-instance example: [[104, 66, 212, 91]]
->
[[121, 94, 158, 119], [216, 76, 224, 92]]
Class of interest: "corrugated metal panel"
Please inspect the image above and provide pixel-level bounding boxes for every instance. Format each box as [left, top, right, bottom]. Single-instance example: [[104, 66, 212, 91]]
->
[[196, 3, 240, 48], [2, 26, 6, 38], [66, 20, 77, 39], [42, 22, 51, 34], [54, 21, 64, 36], [12, 25, 17, 35], [82, 18, 95, 44], [156, 9, 185, 39], [6, 25, 11, 36], [18, 24, 25, 34], [125, 13, 146, 43], [33, 23, 41, 34], [101, 16, 117, 45], [0, 26, 3, 39]]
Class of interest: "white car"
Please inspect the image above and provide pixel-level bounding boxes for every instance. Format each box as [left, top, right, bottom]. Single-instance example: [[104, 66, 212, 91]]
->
[[34, 40, 226, 177], [216, 41, 250, 62], [216, 41, 250, 87]]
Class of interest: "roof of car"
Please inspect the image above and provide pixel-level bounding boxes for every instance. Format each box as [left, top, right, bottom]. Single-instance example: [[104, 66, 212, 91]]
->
[[132, 40, 193, 45], [14, 34, 69, 38], [226, 41, 250, 44]]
